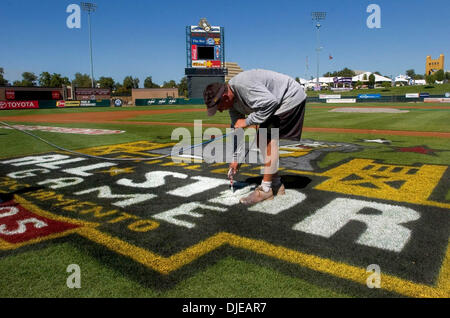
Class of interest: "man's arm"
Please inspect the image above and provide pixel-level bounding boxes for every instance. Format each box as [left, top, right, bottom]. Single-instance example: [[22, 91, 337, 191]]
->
[[229, 108, 246, 163]]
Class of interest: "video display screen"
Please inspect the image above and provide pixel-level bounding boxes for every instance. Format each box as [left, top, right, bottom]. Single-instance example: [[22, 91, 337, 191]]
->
[[197, 46, 214, 60]]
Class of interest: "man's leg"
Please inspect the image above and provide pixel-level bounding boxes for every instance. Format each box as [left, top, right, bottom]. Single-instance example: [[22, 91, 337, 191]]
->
[[261, 137, 279, 192], [240, 134, 283, 205]]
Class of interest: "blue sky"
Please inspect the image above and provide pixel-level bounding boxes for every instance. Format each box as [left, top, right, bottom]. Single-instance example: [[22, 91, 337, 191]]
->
[[1, 0, 449, 86]]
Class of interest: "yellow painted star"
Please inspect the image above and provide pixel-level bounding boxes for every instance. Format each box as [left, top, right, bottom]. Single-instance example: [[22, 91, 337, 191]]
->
[[99, 167, 135, 176]]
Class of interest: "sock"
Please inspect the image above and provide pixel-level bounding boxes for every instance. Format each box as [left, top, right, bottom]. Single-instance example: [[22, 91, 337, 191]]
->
[[272, 175, 282, 187], [261, 181, 272, 192]]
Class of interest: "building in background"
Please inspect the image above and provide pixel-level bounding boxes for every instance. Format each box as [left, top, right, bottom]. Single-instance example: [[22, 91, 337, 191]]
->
[[224, 62, 244, 82], [426, 54, 445, 75]]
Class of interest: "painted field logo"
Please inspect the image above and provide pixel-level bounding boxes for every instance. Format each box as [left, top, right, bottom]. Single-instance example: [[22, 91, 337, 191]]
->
[[0, 140, 448, 297], [0, 199, 80, 246]]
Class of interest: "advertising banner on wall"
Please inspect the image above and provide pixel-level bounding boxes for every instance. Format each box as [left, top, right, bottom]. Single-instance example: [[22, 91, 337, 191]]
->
[[191, 45, 198, 60], [0, 100, 39, 110], [190, 25, 221, 33], [56, 100, 80, 107], [5, 90, 15, 100], [423, 98, 450, 103], [206, 60, 221, 68], [191, 37, 206, 45], [358, 94, 381, 99], [206, 38, 215, 46], [215, 45, 220, 60], [80, 101, 97, 106], [319, 94, 341, 99], [326, 99, 356, 103], [52, 91, 61, 99], [192, 60, 207, 68], [405, 93, 420, 98]]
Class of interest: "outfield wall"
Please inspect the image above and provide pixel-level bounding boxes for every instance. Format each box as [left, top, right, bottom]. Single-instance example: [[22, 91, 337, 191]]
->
[[2, 94, 449, 111], [0, 99, 111, 110], [135, 98, 204, 106]]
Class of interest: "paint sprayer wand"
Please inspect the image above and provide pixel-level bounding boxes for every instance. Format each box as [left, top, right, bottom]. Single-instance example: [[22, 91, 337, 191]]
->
[[227, 167, 235, 193]]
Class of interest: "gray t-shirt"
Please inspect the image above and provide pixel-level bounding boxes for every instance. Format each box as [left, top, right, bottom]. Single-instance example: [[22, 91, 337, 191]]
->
[[228, 69, 306, 126]]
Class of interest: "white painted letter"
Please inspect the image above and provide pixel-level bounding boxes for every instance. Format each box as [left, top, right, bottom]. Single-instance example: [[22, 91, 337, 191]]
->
[[7, 168, 50, 179], [292, 198, 420, 252], [1, 155, 70, 166], [117, 171, 187, 188], [63, 162, 116, 176], [74, 186, 156, 207], [153, 202, 226, 228], [38, 177, 84, 189], [167, 176, 229, 197]]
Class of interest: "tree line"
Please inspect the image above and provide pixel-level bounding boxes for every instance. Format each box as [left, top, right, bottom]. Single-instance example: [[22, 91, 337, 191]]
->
[[0, 68, 188, 97]]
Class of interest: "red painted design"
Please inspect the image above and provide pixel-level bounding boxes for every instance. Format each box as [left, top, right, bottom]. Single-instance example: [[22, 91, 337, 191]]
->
[[0, 200, 80, 244], [395, 146, 436, 155]]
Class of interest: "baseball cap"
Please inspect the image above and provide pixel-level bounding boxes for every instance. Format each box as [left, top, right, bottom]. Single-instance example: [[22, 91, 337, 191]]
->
[[203, 82, 226, 116]]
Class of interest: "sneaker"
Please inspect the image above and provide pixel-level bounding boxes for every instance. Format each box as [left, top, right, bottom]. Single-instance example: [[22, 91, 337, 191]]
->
[[240, 186, 274, 205], [272, 183, 286, 196]]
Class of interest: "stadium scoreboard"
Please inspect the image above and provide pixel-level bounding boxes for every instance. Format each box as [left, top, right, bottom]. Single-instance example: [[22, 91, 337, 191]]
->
[[186, 25, 225, 68]]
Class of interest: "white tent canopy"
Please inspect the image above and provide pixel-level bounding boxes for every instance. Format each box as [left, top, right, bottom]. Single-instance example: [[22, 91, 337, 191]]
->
[[394, 75, 411, 82], [413, 79, 426, 85], [352, 72, 392, 82], [309, 77, 335, 84]]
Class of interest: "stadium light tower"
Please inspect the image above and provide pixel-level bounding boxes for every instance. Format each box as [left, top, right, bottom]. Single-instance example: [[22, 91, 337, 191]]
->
[[312, 11, 326, 91], [81, 2, 97, 88]]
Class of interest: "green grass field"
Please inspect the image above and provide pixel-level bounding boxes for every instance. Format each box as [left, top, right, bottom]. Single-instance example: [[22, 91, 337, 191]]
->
[[0, 103, 449, 299], [123, 103, 450, 132], [305, 83, 450, 97]]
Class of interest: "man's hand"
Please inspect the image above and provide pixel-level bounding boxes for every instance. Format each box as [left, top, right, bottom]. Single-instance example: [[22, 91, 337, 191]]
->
[[228, 161, 239, 179], [234, 118, 247, 129]]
